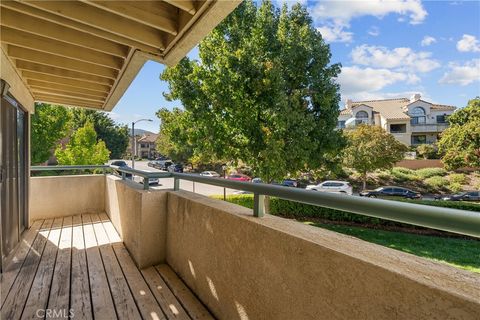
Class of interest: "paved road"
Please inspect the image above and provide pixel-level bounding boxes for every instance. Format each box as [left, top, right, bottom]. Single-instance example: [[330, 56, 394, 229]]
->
[[109, 160, 438, 200], [110, 160, 238, 196]]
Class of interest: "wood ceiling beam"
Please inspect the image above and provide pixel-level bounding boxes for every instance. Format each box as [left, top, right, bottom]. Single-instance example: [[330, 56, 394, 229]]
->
[[163, 0, 197, 15], [84, 1, 178, 35], [23, 1, 166, 50], [8, 46, 118, 80], [16, 60, 114, 86], [0, 7, 129, 58], [1, 27, 124, 70], [27, 80, 109, 98], [21, 71, 112, 93], [1, 1, 161, 55], [34, 94, 104, 108], [31, 87, 107, 102]]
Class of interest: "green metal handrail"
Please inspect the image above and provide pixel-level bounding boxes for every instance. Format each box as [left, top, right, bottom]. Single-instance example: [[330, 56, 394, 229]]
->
[[31, 165, 480, 238]]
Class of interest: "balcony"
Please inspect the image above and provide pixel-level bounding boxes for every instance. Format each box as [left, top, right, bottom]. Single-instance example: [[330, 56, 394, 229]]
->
[[410, 123, 448, 133], [2, 167, 479, 319]]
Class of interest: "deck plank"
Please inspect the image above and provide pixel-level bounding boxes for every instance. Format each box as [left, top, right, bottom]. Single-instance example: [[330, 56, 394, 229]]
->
[[47, 216, 73, 315], [156, 265, 214, 320], [112, 243, 167, 320], [91, 214, 142, 320], [0, 220, 43, 308], [82, 214, 117, 320], [142, 267, 191, 320], [70, 215, 93, 319], [1, 219, 54, 320], [22, 218, 63, 319]]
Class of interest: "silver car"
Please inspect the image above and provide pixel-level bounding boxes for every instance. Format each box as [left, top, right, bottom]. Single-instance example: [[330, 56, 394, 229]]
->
[[306, 180, 353, 195]]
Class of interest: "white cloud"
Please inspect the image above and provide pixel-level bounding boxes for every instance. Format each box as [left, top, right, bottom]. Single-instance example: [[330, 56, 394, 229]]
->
[[317, 21, 353, 43], [311, 0, 427, 25], [338, 66, 411, 95], [456, 34, 480, 53], [439, 59, 480, 86], [368, 26, 380, 37], [421, 36, 436, 46], [351, 45, 440, 73]]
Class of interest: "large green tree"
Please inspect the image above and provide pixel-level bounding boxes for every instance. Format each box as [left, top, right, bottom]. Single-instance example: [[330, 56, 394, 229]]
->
[[70, 109, 129, 159], [156, 108, 195, 163], [55, 121, 110, 165], [160, 0, 343, 181], [31, 103, 71, 165], [438, 97, 480, 170], [343, 125, 407, 189]]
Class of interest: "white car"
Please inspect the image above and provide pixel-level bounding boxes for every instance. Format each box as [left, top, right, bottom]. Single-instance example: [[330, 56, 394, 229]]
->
[[200, 171, 221, 178], [306, 180, 353, 195]]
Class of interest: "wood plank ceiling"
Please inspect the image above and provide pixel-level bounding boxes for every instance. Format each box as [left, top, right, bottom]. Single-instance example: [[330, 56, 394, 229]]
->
[[0, 1, 241, 110]]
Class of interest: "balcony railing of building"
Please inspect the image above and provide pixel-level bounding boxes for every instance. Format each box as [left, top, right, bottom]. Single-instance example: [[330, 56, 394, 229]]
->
[[31, 165, 480, 239]]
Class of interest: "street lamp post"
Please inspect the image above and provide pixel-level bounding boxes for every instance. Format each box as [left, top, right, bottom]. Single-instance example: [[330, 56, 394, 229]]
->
[[131, 118, 153, 169]]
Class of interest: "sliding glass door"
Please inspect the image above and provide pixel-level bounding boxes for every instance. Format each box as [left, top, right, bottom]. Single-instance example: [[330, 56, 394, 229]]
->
[[1, 94, 28, 270]]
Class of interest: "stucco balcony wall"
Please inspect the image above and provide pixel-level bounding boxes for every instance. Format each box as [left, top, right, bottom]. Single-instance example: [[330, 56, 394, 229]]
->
[[29, 175, 480, 319]]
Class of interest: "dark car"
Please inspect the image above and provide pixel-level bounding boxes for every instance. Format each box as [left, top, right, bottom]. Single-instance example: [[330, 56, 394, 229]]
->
[[110, 160, 132, 178], [167, 163, 183, 173], [440, 191, 480, 201], [360, 186, 421, 199], [282, 179, 298, 187]]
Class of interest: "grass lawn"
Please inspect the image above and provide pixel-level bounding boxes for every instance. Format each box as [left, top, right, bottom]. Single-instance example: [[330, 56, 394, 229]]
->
[[306, 222, 480, 274]]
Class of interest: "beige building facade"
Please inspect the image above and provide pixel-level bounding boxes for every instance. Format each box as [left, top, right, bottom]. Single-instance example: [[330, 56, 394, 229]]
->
[[338, 94, 456, 146]]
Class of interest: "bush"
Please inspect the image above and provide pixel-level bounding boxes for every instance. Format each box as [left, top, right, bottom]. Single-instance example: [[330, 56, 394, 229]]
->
[[416, 144, 437, 159], [424, 176, 448, 190], [394, 198, 480, 212], [390, 167, 417, 182], [416, 168, 447, 179], [448, 182, 463, 193], [447, 173, 467, 184]]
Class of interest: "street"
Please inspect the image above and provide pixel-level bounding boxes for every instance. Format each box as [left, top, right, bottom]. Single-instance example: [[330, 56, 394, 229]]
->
[[110, 160, 239, 196]]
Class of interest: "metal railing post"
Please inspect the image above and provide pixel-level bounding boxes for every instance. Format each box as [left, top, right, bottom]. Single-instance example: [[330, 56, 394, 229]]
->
[[174, 177, 180, 191], [143, 177, 149, 190], [253, 193, 265, 218], [121, 171, 126, 180]]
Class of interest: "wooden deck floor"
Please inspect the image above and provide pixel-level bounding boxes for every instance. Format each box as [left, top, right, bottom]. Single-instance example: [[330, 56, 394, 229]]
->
[[1, 213, 214, 320]]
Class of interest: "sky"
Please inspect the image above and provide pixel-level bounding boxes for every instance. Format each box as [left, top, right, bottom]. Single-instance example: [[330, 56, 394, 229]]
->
[[112, 0, 480, 133]]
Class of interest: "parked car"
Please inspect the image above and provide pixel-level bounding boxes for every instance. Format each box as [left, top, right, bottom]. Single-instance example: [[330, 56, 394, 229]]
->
[[137, 177, 160, 185], [439, 191, 480, 201], [167, 163, 184, 173], [282, 179, 298, 187], [110, 160, 132, 178], [227, 174, 251, 182], [359, 186, 421, 199], [252, 177, 263, 183], [156, 160, 173, 170], [200, 171, 221, 177], [147, 160, 159, 168], [306, 180, 353, 195]]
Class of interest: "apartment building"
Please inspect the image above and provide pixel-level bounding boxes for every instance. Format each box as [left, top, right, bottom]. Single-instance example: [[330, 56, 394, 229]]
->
[[338, 94, 456, 146]]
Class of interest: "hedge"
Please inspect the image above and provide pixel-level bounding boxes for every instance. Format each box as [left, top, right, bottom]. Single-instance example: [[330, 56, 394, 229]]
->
[[211, 194, 480, 227]]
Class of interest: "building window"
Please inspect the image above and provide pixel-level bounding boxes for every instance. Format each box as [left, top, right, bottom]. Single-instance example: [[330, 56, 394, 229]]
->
[[436, 114, 447, 123], [337, 121, 346, 129], [390, 124, 406, 133], [410, 107, 426, 125], [355, 111, 369, 124], [411, 135, 427, 145]]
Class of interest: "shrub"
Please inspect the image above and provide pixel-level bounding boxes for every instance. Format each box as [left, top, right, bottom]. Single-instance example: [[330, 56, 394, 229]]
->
[[212, 194, 480, 228], [447, 173, 467, 184], [390, 167, 417, 182], [416, 144, 437, 159], [448, 182, 463, 193], [424, 176, 448, 190], [416, 168, 447, 179], [376, 170, 392, 180]]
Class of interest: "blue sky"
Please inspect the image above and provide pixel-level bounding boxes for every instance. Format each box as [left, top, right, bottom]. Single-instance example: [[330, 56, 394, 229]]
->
[[112, 0, 480, 133]]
